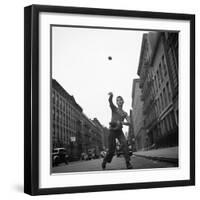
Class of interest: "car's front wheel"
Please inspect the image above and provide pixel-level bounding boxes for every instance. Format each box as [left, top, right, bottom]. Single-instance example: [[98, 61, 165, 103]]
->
[[53, 156, 59, 166], [64, 157, 68, 164]]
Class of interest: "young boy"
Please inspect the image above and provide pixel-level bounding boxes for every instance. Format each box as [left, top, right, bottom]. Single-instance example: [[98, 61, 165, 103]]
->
[[102, 92, 133, 170]]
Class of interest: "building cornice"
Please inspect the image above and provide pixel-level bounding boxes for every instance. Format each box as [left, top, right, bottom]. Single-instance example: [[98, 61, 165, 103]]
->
[[52, 79, 83, 112], [137, 34, 148, 76]]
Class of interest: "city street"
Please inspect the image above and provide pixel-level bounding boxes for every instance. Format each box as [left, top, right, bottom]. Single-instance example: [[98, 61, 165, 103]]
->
[[52, 155, 177, 173]]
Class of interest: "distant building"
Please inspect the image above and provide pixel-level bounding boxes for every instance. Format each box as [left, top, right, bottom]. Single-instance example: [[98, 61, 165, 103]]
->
[[131, 79, 146, 150], [92, 118, 106, 152], [52, 79, 104, 160], [137, 32, 178, 149], [103, 127, 109, 150], [81, 114, 103, 156]]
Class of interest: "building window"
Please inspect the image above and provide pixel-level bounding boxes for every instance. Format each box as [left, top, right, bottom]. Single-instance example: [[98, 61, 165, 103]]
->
[[155, 99, 158, 114], [157, 100, 160, 115], [167, 116, 171, 131], [53, 123, 55, 135], [163, 87, 167, 107], [55, 95, 58, 106], [63, 101, 66, 110], [151, 82, 155, 97], [168, 114, 172, 130], [169, 47, 178, 74], [160, 120, 163, 135], [166, 82, 171, 102], [60, 98, 62, 109], [159, 64, 163, 82], [158, 98, 161, 113], [62, 112, 64, 124], [162, 55, 167, 76], [52, 107, 55, 120], [164, 118, 168, 134], [55, 110, 58, 120], [52, 92, 55, 103], [160, 93, 163, 110], [154, 75, 158, 92], [59, 111, 61, 120], [157, 70, 160, 88], [162, 120, 165, 134], [62, 100, 64, 110]]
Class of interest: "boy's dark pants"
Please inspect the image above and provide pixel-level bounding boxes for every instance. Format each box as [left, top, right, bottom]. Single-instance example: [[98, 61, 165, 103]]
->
[[103, 129, 130, 163]]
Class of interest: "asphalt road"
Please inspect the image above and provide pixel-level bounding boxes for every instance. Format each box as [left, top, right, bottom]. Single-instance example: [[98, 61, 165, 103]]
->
[[52, 155, 177, 174]]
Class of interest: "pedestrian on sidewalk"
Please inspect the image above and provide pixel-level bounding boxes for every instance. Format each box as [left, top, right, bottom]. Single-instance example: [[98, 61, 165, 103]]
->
[[102, 92, 133, 170]]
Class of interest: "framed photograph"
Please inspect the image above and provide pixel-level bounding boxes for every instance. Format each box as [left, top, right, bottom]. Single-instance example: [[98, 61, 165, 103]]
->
[[24, 4, 195, 195]]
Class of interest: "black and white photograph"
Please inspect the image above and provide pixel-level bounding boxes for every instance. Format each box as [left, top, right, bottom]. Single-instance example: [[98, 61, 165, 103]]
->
[[51, 26, 179, 174], [24, 5, 195, 195], [0, 0, 199, 198]]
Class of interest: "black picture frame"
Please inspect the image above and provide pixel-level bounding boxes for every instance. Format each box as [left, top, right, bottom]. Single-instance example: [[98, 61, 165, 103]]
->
[[24, 4, 195, 195]]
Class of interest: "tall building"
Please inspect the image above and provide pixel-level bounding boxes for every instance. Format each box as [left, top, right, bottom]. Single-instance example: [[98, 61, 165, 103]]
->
[[131, 79, 146, 150], [137, 32, 178, 149], [164, 32, 178, 126], [52, 79, 83, 159], [52, 79, 104, 160]]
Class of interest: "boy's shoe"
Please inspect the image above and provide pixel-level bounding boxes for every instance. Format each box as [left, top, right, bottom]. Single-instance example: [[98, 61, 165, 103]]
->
[[102, 160, 106, 170], [126, 161, 133, 169]]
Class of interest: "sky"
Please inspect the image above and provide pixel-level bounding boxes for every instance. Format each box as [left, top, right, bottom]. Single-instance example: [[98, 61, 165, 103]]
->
[[52, 26, 146, 133]]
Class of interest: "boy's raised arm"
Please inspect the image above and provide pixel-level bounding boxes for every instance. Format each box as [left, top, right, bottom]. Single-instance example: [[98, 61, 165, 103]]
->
[[108, 92, 115, 109]]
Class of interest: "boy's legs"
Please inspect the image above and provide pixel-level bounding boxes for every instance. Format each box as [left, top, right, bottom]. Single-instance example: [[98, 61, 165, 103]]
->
[[117, 130, 133, 169], [102, 130, 116, 169]]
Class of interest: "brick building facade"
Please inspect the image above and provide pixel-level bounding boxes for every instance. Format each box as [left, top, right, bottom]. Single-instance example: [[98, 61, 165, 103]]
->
[[137, 32, 178, 149]]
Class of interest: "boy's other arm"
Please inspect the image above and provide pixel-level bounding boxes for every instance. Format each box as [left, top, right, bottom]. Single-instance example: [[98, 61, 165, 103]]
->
[[122, 113, 131, 126]]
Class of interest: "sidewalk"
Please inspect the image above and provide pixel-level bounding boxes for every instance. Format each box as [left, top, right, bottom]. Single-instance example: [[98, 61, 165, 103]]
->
[[132, 146, 178, 164]]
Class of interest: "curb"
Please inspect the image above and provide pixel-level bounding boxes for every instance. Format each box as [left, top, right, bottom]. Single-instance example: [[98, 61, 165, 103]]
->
[[132, 154, 178, 165]]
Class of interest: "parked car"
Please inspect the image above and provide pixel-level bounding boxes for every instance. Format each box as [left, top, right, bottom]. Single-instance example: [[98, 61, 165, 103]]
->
[[87, 148, 100, 160], [81, 152, 88, 160], [52, 148, 69, 166], [87, 150, 95, 160]]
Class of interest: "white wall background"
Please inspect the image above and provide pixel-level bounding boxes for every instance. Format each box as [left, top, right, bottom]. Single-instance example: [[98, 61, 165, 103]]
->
[[0, 0, 199, 199]]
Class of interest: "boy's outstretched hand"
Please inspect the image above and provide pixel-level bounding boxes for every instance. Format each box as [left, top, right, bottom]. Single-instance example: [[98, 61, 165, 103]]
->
[[108, 92, 113, 96]]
